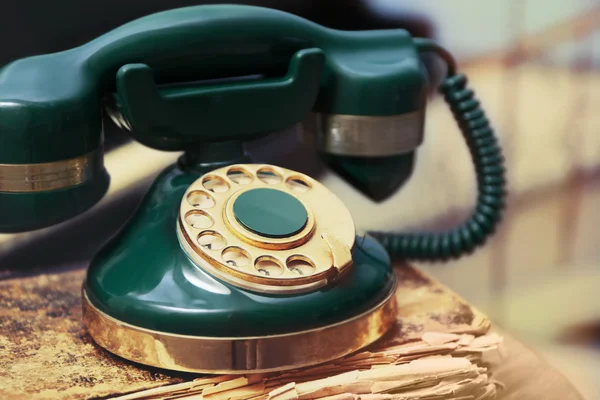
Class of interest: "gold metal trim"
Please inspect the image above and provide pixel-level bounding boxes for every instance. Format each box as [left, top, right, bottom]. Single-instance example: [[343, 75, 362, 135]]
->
[[177, 223, 330, 295], [303, 111, 424, 157], [178, 164, 356, 294], [0, 149, 103, 192], [322, 233, 353, 277], [82, 283, 397, 374]]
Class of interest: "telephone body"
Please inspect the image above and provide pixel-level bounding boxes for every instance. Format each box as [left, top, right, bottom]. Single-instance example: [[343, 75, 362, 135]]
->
[[0, 5, 506, 373]]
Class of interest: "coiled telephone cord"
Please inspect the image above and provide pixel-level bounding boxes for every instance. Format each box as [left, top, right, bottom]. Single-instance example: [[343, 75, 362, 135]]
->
[[369, 40, 507, 261]]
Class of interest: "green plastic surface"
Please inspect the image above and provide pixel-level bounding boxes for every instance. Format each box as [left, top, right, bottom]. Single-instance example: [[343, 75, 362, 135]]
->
[[323, 152, 416, 202], [233, 188, 308, 238], [84, 163, 394, 337], [114, 48, 325, 149], [0, 4, 426, 164]]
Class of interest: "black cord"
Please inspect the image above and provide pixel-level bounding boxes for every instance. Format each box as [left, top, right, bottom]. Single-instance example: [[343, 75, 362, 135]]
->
[[368, 39, 507, 261]]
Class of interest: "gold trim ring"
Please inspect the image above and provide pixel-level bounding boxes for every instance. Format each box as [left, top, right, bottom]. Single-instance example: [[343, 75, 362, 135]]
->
[[0, 149, 103, 192], [303, 112, 424, 157], [82, 284, 397, 374]]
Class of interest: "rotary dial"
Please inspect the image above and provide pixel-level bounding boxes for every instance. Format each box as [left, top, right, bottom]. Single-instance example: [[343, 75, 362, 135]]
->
[[178, 164, 355, 294]]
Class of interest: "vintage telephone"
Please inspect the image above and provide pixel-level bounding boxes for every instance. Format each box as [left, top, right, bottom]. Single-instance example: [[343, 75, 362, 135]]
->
[[0, 5, 506, 373]]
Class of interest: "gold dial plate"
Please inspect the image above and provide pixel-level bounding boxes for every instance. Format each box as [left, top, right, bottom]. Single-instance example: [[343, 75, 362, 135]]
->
[[178, 164, 356, 294]]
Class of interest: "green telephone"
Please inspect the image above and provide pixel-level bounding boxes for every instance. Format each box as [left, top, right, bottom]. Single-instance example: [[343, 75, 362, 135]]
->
[[0, 5, 506, 373]]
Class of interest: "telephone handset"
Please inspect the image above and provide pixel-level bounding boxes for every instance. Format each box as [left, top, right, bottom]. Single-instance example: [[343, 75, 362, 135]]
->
[[0, 5, 506, 373]]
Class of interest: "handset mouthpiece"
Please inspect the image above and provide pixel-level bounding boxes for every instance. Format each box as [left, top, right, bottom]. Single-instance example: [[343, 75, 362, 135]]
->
[[0, 150, 109, 233], [302, 112, 423, 202]]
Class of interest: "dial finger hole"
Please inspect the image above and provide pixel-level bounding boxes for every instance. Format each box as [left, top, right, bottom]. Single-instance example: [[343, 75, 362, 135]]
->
[[255, 256, 283, 277], [187, 190, 215, 208], [202, 175, 230, 193], [257, 167, 283, 184], [197, 231, 226, 251], [285, 176, 311, 193], [227, 167, 253, 185], [286, 255, 316, 276], [184, 211, 214, 229], [222, 247, 251, 268]]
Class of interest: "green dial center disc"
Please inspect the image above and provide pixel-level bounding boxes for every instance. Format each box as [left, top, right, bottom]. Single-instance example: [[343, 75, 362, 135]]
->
[[233, 188, 308, 238]]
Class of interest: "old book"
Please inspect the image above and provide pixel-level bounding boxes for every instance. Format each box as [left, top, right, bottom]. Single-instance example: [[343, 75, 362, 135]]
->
[[116, 333, 504, 400]]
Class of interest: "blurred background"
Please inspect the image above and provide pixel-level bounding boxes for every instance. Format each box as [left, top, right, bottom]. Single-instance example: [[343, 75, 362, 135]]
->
[[0, 0, 598, 397]]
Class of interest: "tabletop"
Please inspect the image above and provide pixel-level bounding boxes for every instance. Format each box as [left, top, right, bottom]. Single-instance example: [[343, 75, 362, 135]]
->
[[491, 326, 583, 400], [0, 263, 584, 399]]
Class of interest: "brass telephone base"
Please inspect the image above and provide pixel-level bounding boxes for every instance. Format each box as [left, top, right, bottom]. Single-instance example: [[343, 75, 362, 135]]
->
[[82, 285, 397, 374], [83, 162, 398, 374]]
